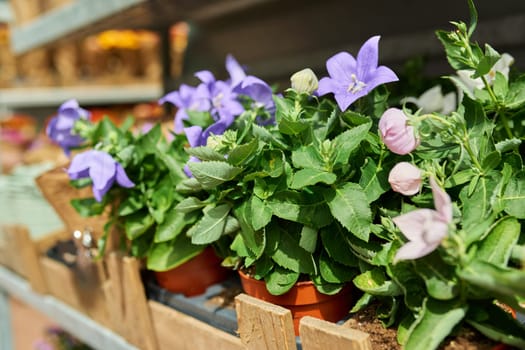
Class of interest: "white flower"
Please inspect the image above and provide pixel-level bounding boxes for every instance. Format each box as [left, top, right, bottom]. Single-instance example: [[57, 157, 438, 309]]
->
[[402, 85, 456, 114], [456, 53, 514, 93]]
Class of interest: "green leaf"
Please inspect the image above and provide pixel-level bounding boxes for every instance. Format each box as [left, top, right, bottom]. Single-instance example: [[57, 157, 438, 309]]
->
[[477, 216, 520, 266], [146, 234, 205, 271], [291, 145, 324, 170], [472, 44, 500, 78], [458, 259, 525, 298], [154, 210, 198, 243], [185, 146, 225, 161], [290, 168, 336, 189], [467, 0, 478, 37], [481, 151, 501, 172], [493, 71, 508, 100], [495, 138, 521, 153], [261, 150, 284, 178], [353, 268, 403, 296], [190, 204, 231, 245], [505, 76, 525, 109], [268, 191, 333, 229], [320, 224, 359, 267], [189, 161, 242, 189], [323, 183, 372, 241], [444, 169, 475, 188], [311, 274, 344, 295], [350, 292, 374, 313], [403, 298, 467, 350], [277, 113, 310, 135], [228, 138, 259, 166], [502, 171, 525, 218], [299, 226, 318, 253], [333, 122, 371, 167], [249, 196, 273, 231], [359, 157, 389, 202], [253, 255, 274, 280], [233, 202, 266, 258], [272, 228, 316, 274], [467, 302, 525, 348], [118, 194, 144, 216], [175, 196, 208, 213], [176, 178, 203, 193], [264, 266, 299, 295], [130, 228, 154, 258], [319, 251, 356, 284], [414, 253, 459, 300], [70, 198, 107, 217], [460, 174, 498, 231], [124, 211, 155, 240]]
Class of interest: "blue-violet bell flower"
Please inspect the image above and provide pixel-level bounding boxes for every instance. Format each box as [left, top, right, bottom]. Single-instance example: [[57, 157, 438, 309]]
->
[[159, 84, 211, 134], [68, 150, 135, 202], [317, 36, 398, 111], [46, 99, 90, 156]]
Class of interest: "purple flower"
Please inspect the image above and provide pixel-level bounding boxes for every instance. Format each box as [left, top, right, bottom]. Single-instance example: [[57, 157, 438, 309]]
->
[[317, 36, 398, 111], [226, 55, 275, 118], [379, 108, 420, 155], [46, 99, 90, 155], [159, 84, 211, 133], [393, 177, 452, 262], [68, 150, 135, 202]]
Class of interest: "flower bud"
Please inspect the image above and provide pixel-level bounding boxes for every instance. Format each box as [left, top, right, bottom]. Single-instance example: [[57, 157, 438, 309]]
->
[[388, 162, 422, 196], [290, 68, 318, 94], [378, 108, 420, 155]]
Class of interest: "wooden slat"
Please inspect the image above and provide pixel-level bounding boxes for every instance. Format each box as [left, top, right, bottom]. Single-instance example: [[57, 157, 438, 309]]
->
[[300, 316, 372, 350], [235, 293, 296, 350], [40, 256, 83, 309], [149, 300, 244, 350]]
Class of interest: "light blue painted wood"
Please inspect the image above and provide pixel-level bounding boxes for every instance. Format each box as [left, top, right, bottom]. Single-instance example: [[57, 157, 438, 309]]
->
[[0, 266, 138, 350], [0, 289, 13, 350], [10, 0, 145, 54]]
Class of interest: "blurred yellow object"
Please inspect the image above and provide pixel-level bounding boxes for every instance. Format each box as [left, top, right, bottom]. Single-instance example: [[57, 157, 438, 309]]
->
[[97, 30, 140, 50]]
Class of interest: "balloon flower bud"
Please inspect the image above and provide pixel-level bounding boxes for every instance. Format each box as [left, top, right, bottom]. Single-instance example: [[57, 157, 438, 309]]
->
[[291, 68, 319, 94], [379, 108, 420, 155], [388, 162, 422, 196]]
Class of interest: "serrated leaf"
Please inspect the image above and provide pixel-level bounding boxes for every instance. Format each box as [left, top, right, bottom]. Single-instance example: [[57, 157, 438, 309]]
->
[[502, 171, 525, 218], [176, 177, 203, 193], [324, 183, 371, 241], [359, 157, 389, 202], [154, 210, 198, 243], [319, 251, 357, 284], [228, 138, 259, 166], [299, 226, 318, 253], [125, 211, 155, 240], [320, 224, 359, 267], [190, 204, 231, 244], [333, 122, 371, 167], [146, 234, 205, 271], [189, 161, 242, 189], [70, 198, 107, 217], [353, 268, 403, 296], [414, 253, 459, 300], [477, 216, 520, 266], [311, 274, 344, 295], [272, 229, 316, 274], [267, 191, 333, 229], [482, 151, 501, 172], [403, 298, 467, 350], [249, 196, 273, 231], [175, 197, 207, 213], [290, 168, 336, 189], [264, 266, 299, 295], [185, 146, 225, 161], [118, 194, 144, 216], [291, 145, 324, 170], [234, 202, 266, 258]]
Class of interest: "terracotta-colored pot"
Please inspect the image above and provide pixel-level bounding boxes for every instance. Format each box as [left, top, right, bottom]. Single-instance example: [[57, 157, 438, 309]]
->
[[238, 270, 353, 335], [154, 247, 230, 297]]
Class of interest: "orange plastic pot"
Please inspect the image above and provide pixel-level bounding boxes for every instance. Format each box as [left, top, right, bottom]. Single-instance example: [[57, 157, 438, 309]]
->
[[238, 270, 353, 335], [154, 247, 230, 297]]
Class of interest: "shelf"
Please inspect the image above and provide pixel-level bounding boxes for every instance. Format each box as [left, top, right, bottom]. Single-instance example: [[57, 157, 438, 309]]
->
[[0, 266, 138, 350], [0, 83, 162, 108], [9, 0, 273, 54], [0, 0, 13, 23]]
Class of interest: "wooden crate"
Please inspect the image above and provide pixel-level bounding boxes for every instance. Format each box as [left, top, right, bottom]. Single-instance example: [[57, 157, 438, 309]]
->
[[148, 292, 373, 350], [0, 224, 47, 294]]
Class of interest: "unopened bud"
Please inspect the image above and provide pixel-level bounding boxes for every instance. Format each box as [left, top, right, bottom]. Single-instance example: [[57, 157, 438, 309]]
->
[[290, 68, 318, 94]]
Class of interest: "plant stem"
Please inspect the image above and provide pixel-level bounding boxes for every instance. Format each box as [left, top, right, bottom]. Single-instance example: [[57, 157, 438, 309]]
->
[[461, 135, 483, 172], [480, 76, 513, 139]]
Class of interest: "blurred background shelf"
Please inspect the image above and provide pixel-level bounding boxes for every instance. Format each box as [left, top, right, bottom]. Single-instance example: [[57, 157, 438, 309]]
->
[[0, 266, 138, 350], [0, 83, 162, 108]]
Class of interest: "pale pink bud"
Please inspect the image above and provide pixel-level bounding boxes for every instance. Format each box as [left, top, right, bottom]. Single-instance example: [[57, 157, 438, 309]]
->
[[388, 162, 422, 196], [378, 108, 420, 155]]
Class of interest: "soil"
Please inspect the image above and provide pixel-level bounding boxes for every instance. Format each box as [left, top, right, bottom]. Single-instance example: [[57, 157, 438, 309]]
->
[[345, 303, 504, 350]]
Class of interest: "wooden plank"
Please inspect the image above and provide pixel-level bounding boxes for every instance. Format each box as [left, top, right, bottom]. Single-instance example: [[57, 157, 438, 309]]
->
[[105, 252, 126, 337], [149, 300, 244, 350], [300, 316, 372, 350], [40, 256, 83, 310], [0, 266, 138, 350], [235, 293, 296, 350], [121, 257, 158, 350]]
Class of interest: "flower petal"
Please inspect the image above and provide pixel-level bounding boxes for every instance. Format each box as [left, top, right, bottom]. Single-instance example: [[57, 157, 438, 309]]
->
[[356, 36, 380, 79], [115, 163, 135, 188], [317, 77, 338, 96], [363, 65, 399, 91], [325, 52, 356, 82], [159, 90, 181, 106], [67, 151, 93, 178], [88, 151, 116, 191], [226, 54, 246, 87], [195, 70, 215, 85], [430, 177, 453, 223], [334, 90, 364, 111], [392, 208, 437, 241], [394, 240, 440, 262], [174, 109, 189, 134], [184, 126, 204, 148]]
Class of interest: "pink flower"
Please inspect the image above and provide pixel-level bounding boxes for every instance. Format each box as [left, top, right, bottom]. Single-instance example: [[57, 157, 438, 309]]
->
[[378, 108, 420, 155], [388, 162, 422, 196], [393, 177, 452, 262]]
